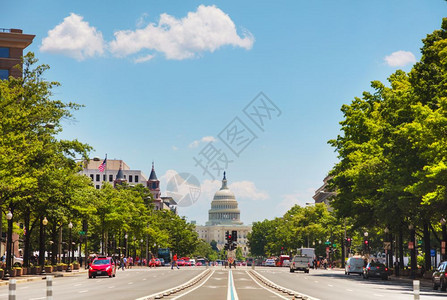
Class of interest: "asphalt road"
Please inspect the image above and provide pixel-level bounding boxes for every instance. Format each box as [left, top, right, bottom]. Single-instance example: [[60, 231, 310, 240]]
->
[[1, 266, 446, 300], [255, 266, 446, 300], [0, 267, 204, 300]]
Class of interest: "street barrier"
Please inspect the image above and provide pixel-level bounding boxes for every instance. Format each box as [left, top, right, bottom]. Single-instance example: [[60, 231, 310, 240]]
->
[[8, 278, 16, 300], [47, 276, 53, 300], [413, 280, 419, 300]]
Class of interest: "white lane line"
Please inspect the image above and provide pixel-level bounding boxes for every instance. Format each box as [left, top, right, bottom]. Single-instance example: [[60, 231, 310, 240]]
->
[[170, 270, 215, 300], [128, 282, 134, 284], [227, 270, 239, 300], [142, 278, 147, 281], [373, 294, 383, 297], [74, 283, 82, 287], [328, 284, 333, 287], [245, 270, 289, 300], [346, 289, 353, 292], [79, 290, 88, 293]]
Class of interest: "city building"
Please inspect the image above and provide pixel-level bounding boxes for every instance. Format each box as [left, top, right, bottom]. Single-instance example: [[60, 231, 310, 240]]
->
[[195, 173, 252, 257], [0, 28, 35, 79], [80, 159, 148, 190], [312, 175, 335, 210]]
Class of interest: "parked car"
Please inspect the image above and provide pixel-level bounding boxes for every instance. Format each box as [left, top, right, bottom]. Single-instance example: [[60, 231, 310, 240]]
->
[[189, 259, 196, 266], [282, 260, 290, 267], [265, 259, 276, 267], [433, 261, 447, 291], [345, 257, 365, 275], [149, 258, 162, 267], [363, 262, 388, 280], [177, 259, 185, 266], [89, 256, 116, 278]]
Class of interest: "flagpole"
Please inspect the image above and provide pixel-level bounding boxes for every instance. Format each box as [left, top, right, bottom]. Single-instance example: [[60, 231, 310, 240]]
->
[[105, 154, 107, 186]]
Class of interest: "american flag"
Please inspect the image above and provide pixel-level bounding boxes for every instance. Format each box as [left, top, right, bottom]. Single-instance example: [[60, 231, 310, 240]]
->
[[98, 157, 107, 172]]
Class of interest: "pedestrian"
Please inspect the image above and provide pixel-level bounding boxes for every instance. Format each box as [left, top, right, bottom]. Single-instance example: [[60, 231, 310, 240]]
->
[[323, 258, 328, 270], [171, 254, 179, 269], [122, 257, 127, 270]]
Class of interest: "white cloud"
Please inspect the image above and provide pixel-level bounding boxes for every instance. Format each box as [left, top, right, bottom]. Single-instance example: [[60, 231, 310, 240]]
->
[[384, 50, 416, 67], [109, 5, 254, 60], [276, 188, 315, 213], [172, 146, 178, 151], [229, 181, 269, 200], [40, 13, 105, 61], [133, 54, 155, 63], [189, 136, 216, 148], [136, 13, 149, 28]]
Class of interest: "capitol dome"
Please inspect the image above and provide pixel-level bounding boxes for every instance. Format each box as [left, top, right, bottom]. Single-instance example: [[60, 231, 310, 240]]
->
[[206, 172, 243, 226]]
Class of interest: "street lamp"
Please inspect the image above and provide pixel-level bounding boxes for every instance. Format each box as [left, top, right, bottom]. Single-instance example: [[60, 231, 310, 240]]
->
[[364, 232, 369, 257], [3, 209, 13, 280], [67, 222, 73, 272], [41, 217, 48, 275], [124, 234, 128, 257], [384, 227, 389, 268]]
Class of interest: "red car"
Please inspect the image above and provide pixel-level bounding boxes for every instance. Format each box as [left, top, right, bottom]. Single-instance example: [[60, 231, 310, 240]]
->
[[177, 259, 185, 266], [89, 257, 116, 278], [149, 258, 162, 267]]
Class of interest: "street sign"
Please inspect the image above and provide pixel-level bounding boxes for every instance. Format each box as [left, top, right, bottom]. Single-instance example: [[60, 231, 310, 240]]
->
[[408, 242, 414, 250], [332, 244, 337, 248], [431, 249, 436, 257], [325, 241, 331, 245], [383, 242, 391, 250], [417, 240, 422, 246], [79, 231, 85, 235]]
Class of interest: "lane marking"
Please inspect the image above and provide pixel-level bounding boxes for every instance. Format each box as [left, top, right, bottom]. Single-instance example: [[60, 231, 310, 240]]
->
[[79, 290, 88, 293], [346, 289, 353, 292], [328, 284, 333, 287], [29, 298, 45, 300], [135, 269, 211, 300], [170, 270, 215, 300], [227, 270, 239, 300], [245, 270, 289, 300], [251, 270, 320, 300]]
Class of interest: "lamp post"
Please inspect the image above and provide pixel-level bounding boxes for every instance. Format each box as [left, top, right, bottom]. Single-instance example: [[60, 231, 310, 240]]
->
[[67, 222, 73, 272], [124, 234, 128, 257], [3, 209, 13, 280], [409, 224, 416, 279], [41, 217, 48, 275], [133, 236, 136, 263], [364, 232, 369, 258], [441, 218, 446, 262], [384, 227, 389, 268]]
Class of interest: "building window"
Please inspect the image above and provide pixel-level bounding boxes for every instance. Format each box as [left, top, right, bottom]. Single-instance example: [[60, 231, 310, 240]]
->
[[0, 69, 9, 80], [129, 175, 133, 182], [135, 175, 139, 182], [90, 174, 94, 181], [109, 174, 113, 182], [103, 175, 106, 181], [96, 185, 100, 189], [96, 174, 100, 181], [0, 48, 9, 58]]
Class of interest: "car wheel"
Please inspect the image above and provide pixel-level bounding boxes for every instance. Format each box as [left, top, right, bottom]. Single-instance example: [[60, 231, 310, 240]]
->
[[290, 268, 294, 273], [433, 281, 439, 290], [441, 279, 446, 291], [113, 274, 115, 277], [89, 275, 92, 279], [93, 275, 96, 279], [305, 270, 309, 273]]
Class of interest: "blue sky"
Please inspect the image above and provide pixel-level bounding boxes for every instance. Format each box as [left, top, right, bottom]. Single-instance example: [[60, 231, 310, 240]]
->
[[4, 0, 447, 225]]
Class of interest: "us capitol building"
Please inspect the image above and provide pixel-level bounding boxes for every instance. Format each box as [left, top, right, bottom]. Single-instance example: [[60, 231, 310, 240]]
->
[[195, 173, 252, 256]]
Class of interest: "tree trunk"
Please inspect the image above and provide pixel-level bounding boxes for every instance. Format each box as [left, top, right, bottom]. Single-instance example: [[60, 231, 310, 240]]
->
[[424, 222, 431, 271], [399, 227, 404, 269], [38, 216, 45, 267]]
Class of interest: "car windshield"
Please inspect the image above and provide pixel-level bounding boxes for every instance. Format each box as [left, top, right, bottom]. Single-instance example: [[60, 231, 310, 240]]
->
[[93, 259, 110, 265]]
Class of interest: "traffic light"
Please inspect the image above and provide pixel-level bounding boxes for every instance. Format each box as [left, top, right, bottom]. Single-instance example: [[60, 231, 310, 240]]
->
[[364, 240, 369, 251], [232, 230, 237, 242], [225, 231, 229, 241], [346, 237, 351, 247], [224, 244, 229, 250]]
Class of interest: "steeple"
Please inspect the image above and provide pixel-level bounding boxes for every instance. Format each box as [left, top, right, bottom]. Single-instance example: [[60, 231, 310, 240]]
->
[[114, 160, 127, 186], [149, 161, 158, 180]]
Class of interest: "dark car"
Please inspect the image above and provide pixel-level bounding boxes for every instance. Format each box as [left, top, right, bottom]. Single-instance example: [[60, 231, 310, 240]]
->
[[363, 262, 388, 280], [433, 261, 447, 291], [89, 256, 116, 278]]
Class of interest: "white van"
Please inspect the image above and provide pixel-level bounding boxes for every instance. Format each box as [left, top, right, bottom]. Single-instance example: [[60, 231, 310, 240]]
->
[[345, 257, 365, 275]]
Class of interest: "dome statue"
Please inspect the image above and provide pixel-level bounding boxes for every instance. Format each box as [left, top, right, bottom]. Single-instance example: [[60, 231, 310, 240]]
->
[[206, 172, 243, 226]]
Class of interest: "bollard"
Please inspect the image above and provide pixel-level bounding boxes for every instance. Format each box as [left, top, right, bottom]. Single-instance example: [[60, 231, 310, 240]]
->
[[47, 276, 53, 300], [9, 278, 16, 300], [413, 280, 420, 300]]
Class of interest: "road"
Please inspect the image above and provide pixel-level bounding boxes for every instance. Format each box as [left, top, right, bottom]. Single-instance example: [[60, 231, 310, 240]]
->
[[0, 266, 445, 299]]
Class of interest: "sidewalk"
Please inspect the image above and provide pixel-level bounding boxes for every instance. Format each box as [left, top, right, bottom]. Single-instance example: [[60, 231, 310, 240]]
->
[[389, 274, 432, 287], [0, 268, 89, 286]]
